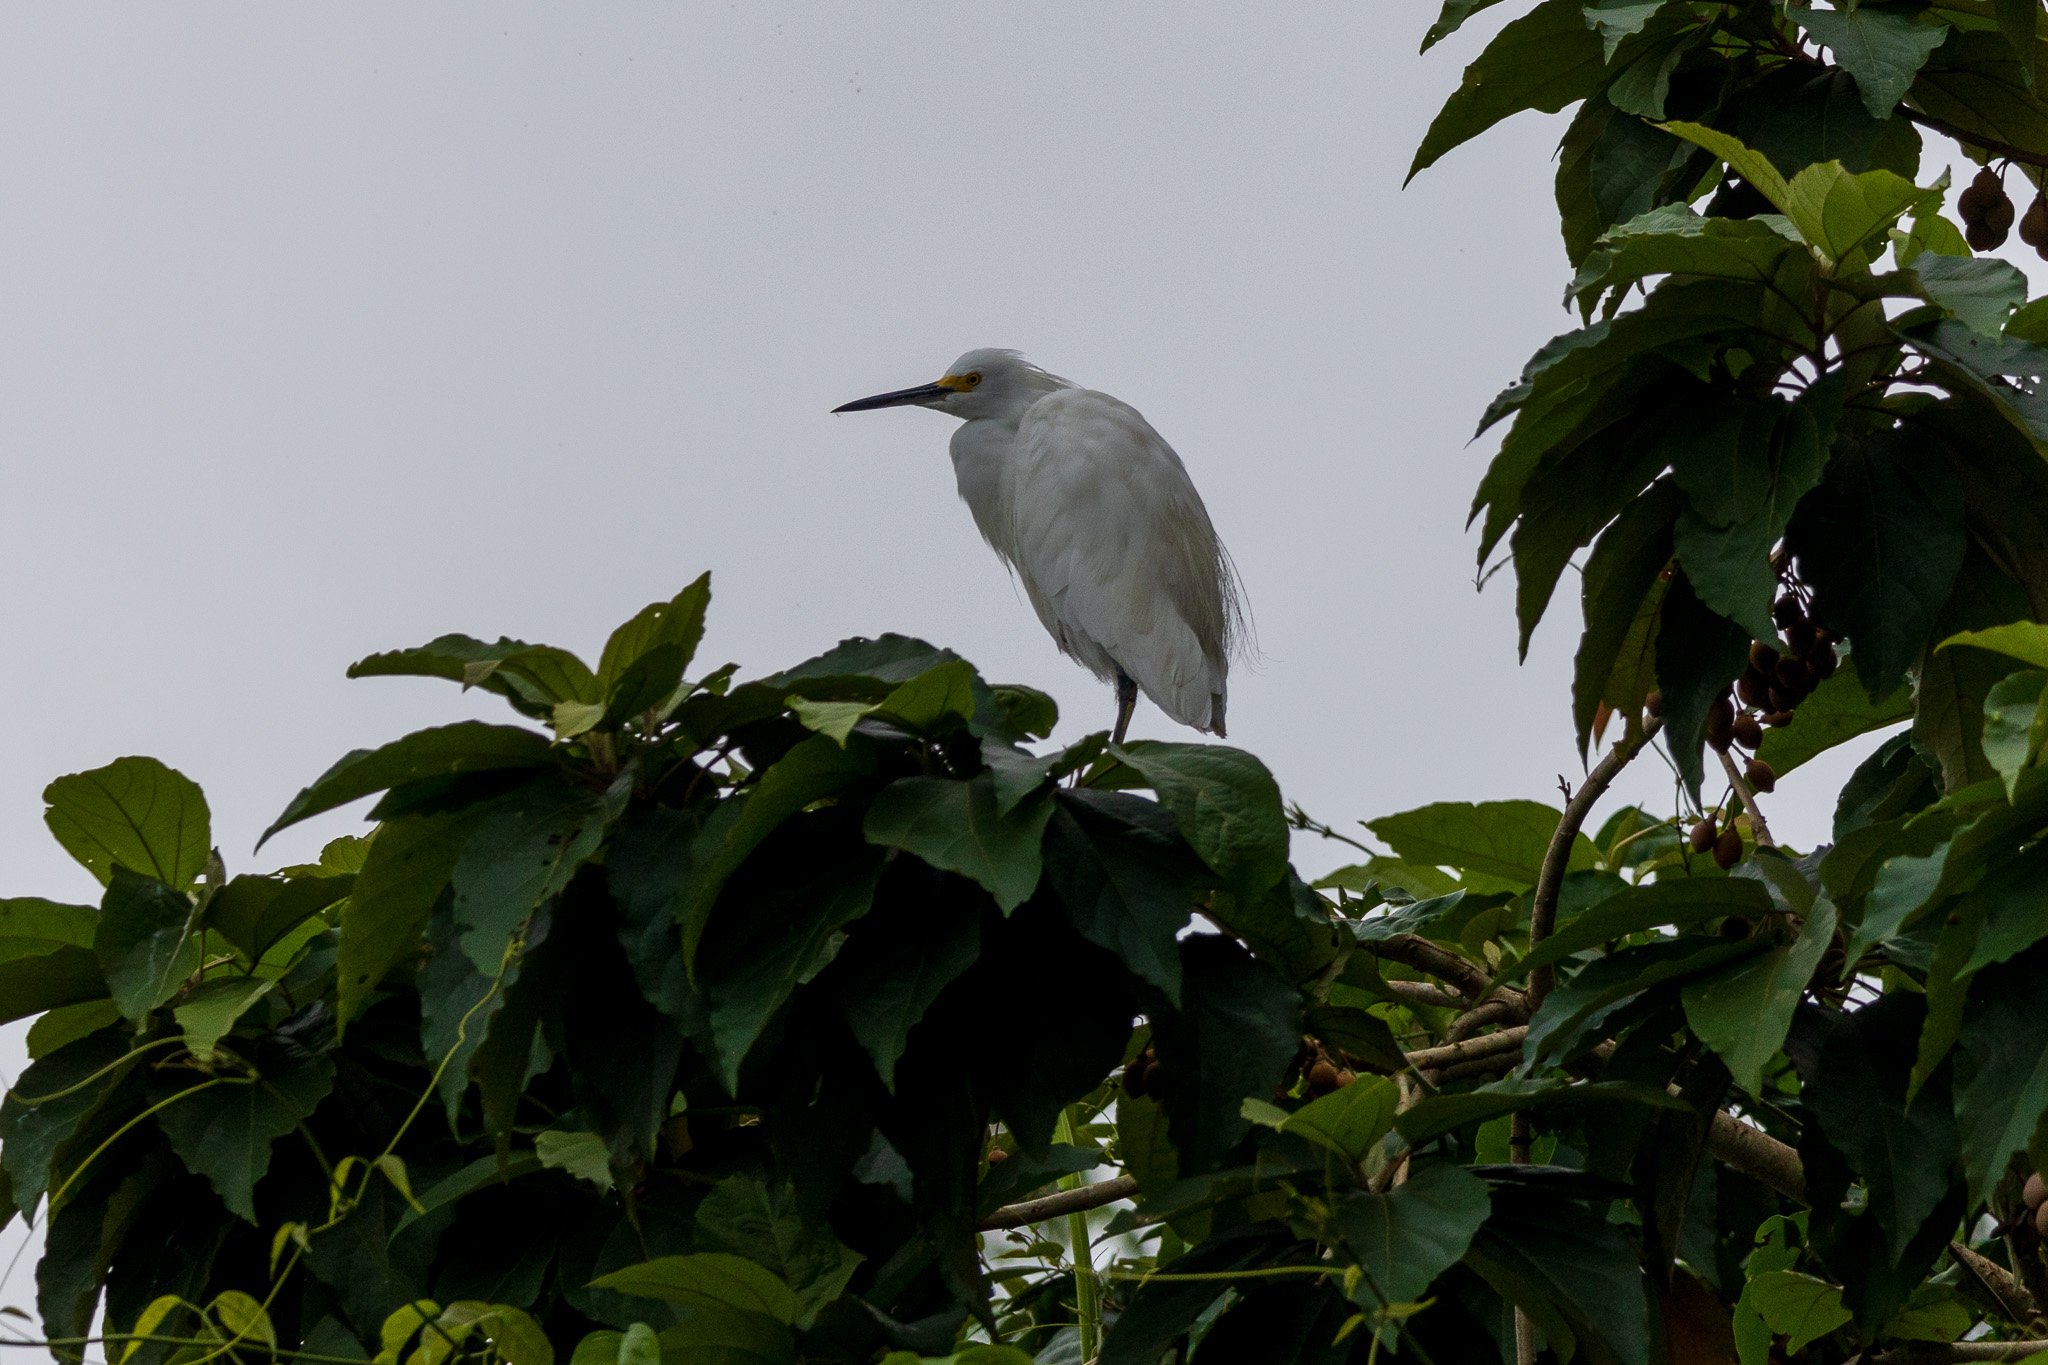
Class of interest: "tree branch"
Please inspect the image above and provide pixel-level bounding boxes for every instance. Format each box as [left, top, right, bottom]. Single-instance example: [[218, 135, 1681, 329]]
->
[[1408, 1026, 1528, 1074], [1718, 748, 1777, 849], [1380, 979, 1468, 1011], [980, 1175, 1139, 1231], [1868, 1341, 2048, 1363], [1949, 1240, 2038, 1325], [1898, 105, 2048, 173], [1372, 934, 1527, 1015], [1528, 716, 1664, 1009], [1705, 1112, 1806, 1204]]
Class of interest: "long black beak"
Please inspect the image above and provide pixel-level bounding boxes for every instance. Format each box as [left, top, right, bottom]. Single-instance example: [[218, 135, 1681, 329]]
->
[[832, 382, 949, 413]]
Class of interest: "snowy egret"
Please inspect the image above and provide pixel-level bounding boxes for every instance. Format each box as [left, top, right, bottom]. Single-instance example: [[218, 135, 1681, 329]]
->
[[834, 349, 1247, 744]]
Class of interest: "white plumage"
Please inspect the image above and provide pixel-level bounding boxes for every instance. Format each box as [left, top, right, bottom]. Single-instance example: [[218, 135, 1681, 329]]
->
[[835, 348, 1246, 741]]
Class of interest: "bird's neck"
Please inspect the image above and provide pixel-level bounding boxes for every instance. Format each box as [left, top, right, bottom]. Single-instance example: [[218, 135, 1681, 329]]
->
[[948, 417, 1020, 560]]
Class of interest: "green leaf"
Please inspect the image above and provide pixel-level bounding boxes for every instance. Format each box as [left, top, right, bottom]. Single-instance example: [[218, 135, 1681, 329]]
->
[[1786, 995, 1958, 1261], [680, 734, 877, 969], [1792, 428, 1966, 700], [43, 757, 211, 891], [1756, 669, 1913, 778], [872, 659, 979, 733], [1792, 4, 1950, 118], [434, 1303, 554, 1365], [337, 806, 492, 1025], [692, 1177, 862, 1329], [986, 684, 1058, 741], [1409, 0, 1606, 182], [1573, 480, 1679, 755], [864, 774, 1052, 914], [1957, 948, 2048, 1203], [598, 574, 711, 698], [1570, 207, 1804, 314], [388, 1152, 545, 1239], [1914, 254, 2028, 335], [1464, 1185, 1653, 1365], [0, 1029, 136, 1217], [1682, 902, 1837, 1095], [1979, 668, 2048, 799], [1526, 938, 1764, 1067], [1504, 876, 1775, 982], [206, 873, 351, 964], [1420, 0, 1507, 51], [1043, 792, 1202, 1004], [452, 779, 610, 972], [700, 840, 882, 1092], [830, 873, 980, 1091], [535, 1129, 614, 1193], [1914, 550, 2034, 789], [262, 722, 556, 845], [1272, 1074, 1398, 1162], [1149, 936, 1302, 1171], [570, 1325, 661, 1365], [1941, 620, 2048, 672], [95, 868, 200, 1023], [592, 1253, 803, 1327], [1747, 1270, 1852, 1353], [1396, 1078, 1688, 1146], [1334, 1162, 1492, 1309], [174, 979, 274, 1061], [1365, 799, 1592, 893], [1108, 743, 1289, 901], [154, 1046, 335, 1222]]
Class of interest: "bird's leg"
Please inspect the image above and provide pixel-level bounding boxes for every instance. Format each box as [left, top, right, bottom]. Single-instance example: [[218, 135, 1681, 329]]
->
[[1110, 673, 1138, 747]]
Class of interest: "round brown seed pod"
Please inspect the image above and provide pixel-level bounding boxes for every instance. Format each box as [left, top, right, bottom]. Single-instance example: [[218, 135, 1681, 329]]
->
[[1814, 648, 1838, 681], [986, 1146, 1009, 1166], [1987, 194, 2018, 233], [2022, 196, 2048, 251], [1645, 689, 1663, 719], [1969, 218, 2010, 251], [1764, 709, 1798, 727], [1745, 758, 1777, 794], [1335, 1069, 1356, 1088], [1713, 826, 1744, 870], [1122, 1058, 1148, 1097], [2025, 1171, 2047, 1210], [1690, 816, 1718, 853], [1732, 714, 1764, 750], [2034, 1200, 2048, 1238], [1773, 594, 1804, 629], [1737, 670, 1771, 710], [1749, 641, 1780, 672], [1707, 696, 1736, 752], [1308, 1060, 1340, 1094], [1787, 618, 1818, 657]]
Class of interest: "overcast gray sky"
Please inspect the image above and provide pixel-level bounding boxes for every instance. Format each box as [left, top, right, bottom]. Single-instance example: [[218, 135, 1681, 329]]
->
[[0, 2, 2015, 1324]]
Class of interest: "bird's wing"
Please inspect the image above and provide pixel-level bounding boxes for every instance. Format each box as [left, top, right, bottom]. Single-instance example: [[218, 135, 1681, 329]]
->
[[1008, 388, 1237, 732]]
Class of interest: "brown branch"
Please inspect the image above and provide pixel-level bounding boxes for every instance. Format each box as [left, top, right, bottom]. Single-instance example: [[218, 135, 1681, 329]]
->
[[1448, 997, 1522, 1042], [1898, 105, 2048, 173], [980, 1175, 1139, 1231], [1705, 1113, 1806, 1204], [1373, 935, 1528, 1017], [1408, 1026, 1529, 1074], [1528, 715, 1664, 1010], [1435, 1050, 1524, 1086], [1949, 1240, 2038, 1325], [1380, 979, 1468, 1011], [1869, 1342, 2048, 1363], [1718, 748, 1777, 849]]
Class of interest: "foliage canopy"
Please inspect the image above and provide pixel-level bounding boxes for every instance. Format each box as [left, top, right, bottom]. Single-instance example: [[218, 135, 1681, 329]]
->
[[8, 4, 2048, 1363]]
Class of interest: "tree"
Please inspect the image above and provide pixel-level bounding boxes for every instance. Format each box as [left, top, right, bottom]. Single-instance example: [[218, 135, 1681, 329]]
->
[[6, 5, 2048, 1363]]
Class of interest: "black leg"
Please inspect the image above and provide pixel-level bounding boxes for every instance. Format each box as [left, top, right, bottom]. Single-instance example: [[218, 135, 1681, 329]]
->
[[1111, 673, 1138, 746]]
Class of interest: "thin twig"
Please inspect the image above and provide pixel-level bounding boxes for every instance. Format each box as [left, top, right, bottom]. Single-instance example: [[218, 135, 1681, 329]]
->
[[980, 1175, 1138, 1232], [1718, 748, 1777, 849], [1867, 1341, 2048, 1363], [1528, 716, 1664, 1011], [1899, 105, 2048, 172], [1949, 1240, 2037, 1325]]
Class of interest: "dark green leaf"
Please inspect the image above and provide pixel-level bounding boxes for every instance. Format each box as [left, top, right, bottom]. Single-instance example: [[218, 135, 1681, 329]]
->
[[154, 1045, 335, 1222], [829, 877, 981, 1091], [1756, 669, 1912, 778], [1420, 0, 1507, 51], [1786, 996, 1958, 1260], [1574, 480, 1678, 754], [1503, 877, 1774, 982], [1365, 799, 1591, 893], [1681, 902, 1837, 1095], [336, 805, 492, 1024], [0, 1029, 135, 1217], [863, 775, 1051, 915], [452, 779, 610, 972], [1914, 254, 2028, 335], [1149, 936, 1301, 1171], [1409, 0, 1607, 182], [1792, 4, 1950, 117], [1042, 793, 1202, 1004], [206, 874, 351, 964], [1525, 938, 1763, 1067], [1913, 548, 2033, 789], [1108, 743, 1288, 902], [1656, 571, 1757, 794], [1956, 945, 2048, 1203], [593, 1253, 802, 1326], [1463, 1185, 1653, 1365], [693, 1177, 861, 1329], [1334, 1161, 1492, 1308], [1398, 1079, 1687, 1146], [94, 869, 199, 1023], [43, 757, 210, 891], [598, 574, 711, 698], [0, 949, 107, 1030], [262, 722, 555, 844]]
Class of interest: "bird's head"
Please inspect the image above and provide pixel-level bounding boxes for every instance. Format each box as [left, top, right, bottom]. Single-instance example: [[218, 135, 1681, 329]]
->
[[832, 348, 1066, 421]]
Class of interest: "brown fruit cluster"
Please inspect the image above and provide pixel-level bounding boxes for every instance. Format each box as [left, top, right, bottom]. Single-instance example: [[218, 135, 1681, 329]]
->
[[2023, 195, 2048, 260], [2026, 1170, 2048, 1235], [1691, 808, 1748, 871], [1121, 1048, 1162, 1098], [1282, 1041, 1356, 1099], [1960, 167, 2017, 251]]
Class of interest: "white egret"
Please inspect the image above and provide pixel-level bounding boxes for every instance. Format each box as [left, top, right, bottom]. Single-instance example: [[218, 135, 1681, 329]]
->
[[834, 349, 1247, 745]]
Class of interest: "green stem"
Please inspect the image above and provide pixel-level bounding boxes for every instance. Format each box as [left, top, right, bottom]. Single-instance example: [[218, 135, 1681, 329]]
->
[[1053, 1106, 1100, 1362]]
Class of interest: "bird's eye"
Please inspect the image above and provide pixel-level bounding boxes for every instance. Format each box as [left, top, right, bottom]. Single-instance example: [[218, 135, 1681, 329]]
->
[[965, 372, 982, 388]]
